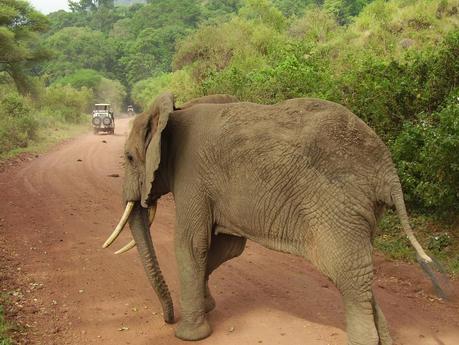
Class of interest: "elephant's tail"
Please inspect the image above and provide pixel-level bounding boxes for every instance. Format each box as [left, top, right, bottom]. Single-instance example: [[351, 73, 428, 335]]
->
[[390, 187, 432, 263], [391, 185, 449, 299]]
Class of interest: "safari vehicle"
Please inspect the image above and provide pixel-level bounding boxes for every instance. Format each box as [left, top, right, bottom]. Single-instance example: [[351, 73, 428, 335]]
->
[[92, 103, 115, 134], [127, 105, 134, 114]]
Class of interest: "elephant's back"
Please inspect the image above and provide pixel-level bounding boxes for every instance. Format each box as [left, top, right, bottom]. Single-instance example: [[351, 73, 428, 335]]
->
[[208, 98, 390, 202], [214, 98, 388, 168]]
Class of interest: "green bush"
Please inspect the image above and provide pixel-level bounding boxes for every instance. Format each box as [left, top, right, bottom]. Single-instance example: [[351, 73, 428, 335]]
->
[[331, 56, 419, 140], [392, 90, 459, 218], [0, 84, 93, 155], [41, 85, 93, 123], [0, 92, 38, 154], [132, 70, 199, 110], [202, 43, 332, 103], [132, 73, 173, 110], [54, 69, 103, 90]]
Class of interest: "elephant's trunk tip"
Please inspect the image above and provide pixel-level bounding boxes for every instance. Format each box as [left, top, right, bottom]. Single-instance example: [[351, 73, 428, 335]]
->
[[163, 305, 175, 324]]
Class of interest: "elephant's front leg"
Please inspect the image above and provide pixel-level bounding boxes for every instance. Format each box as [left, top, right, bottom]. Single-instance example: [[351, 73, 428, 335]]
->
[[174, 205, 212, 341]]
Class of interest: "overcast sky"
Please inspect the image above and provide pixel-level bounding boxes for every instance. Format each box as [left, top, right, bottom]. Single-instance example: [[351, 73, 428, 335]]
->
[[28, 0, 69, 14]]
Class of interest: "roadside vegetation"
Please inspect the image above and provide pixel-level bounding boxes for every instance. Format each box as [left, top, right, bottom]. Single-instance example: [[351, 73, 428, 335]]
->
[[0, 305, 12, 345], [0, 0, 458, 273]]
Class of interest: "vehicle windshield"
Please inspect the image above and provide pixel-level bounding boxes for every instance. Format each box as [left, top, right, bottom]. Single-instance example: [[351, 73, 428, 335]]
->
[[95, 104, 110, 111]]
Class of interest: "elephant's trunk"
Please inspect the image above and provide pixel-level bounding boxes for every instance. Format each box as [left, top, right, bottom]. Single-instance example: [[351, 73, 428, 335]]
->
[[129, 202, 174, 323]]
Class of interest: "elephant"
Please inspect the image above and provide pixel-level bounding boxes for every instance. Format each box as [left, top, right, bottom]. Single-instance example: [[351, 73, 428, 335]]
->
[[103, 92, 437, 345]]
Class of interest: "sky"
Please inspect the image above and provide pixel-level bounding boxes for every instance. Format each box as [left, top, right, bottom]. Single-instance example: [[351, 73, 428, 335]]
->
[[28, 0, 69, 14]]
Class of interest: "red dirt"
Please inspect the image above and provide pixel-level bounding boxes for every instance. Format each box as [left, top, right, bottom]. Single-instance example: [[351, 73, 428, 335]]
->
[[0, 118, 458, 345]]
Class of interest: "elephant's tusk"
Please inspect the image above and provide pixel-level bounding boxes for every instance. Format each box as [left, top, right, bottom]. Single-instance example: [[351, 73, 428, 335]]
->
[[114, 240, 136, 254], [103, 201, 134, 248], [148, 204, 157, 226]]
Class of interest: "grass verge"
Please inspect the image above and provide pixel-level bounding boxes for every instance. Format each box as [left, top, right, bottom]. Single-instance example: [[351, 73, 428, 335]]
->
[[375, 211, 459, 277], [0, 121, 90, 161]]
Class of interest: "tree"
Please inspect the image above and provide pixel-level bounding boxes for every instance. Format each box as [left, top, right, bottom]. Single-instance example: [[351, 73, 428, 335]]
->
[[323, 0, 374, 24], [121, 25, 188, 84], [0, 0, 50, 94], [69, 0, 115, 12], [272, 0, 317, 17], [54, 68, 103, 89], [133, 0, 202, 33], [239, 0, 286, 31], [43, 27, 115, 82]]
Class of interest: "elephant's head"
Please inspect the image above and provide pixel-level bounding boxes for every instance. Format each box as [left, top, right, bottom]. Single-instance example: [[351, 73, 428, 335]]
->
[[102, 93, 239, 325], [123, 92, 174, 207], [103, 92, 176, 324]]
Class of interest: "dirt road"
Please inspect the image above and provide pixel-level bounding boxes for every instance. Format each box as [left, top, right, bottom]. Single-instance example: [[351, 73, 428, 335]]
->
[[1, 118, 458, 345]]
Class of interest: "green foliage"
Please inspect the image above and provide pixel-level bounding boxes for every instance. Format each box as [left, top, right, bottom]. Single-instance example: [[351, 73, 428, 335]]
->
[[132, 73, 172, 109], [43, 27, 115, 82], [130, 0, 201, 35], [132, 69, 199, 109], [0, 81, 93, 156], [323, 0, 374, 24], [203, 0, 242, 20], [41, 85, 93, 123], [0, 90, 38, 153], [54, 69, 103, 89], [69, 0, 115, 13], [331, 30, 459, 140], [341, 0, 459, 58], [272, 0, 315, 17], [202, 43, 332, 103], [239, 0, 286, 31], [121, 25, 188, 84], [52, 69, 126, 112], [0, 0, 50, 95], [288, 7, 341, 43], [392, 91, 459, 218]]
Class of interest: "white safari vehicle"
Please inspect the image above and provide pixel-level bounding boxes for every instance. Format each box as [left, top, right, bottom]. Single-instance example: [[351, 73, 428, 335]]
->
[[92, 103, 115, 134]]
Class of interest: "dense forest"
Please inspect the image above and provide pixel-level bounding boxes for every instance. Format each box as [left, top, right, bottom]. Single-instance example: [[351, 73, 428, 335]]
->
[[0, 0, 458, 268]]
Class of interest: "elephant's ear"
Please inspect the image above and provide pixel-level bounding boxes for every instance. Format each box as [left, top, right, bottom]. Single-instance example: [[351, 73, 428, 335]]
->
[[141, 92, 175, 207]]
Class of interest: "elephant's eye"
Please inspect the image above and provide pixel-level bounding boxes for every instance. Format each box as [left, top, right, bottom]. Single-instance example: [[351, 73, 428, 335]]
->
[[126, 153, 134, 162]]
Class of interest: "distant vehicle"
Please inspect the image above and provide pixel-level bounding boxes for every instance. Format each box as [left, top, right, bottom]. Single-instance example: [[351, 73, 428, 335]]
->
[[92, 103, 115, 135], [127, 105, 134, 114]]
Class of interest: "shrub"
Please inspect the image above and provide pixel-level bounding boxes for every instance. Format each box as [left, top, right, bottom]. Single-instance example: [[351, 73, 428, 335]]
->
[[331, 55, 418, 139], [392, 90, 459, 218], [41, 85, 93, 123], [54, 69, 103, 90], [202, 43, 332, 103], [0, 91, 38, 154], [132, 73, 173, 110], [132, 69, 200, 110]]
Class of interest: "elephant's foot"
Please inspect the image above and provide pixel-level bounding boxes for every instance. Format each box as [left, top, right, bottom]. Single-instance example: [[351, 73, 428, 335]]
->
[[204, 293, 216, 313], [175, 317, 212, 341]]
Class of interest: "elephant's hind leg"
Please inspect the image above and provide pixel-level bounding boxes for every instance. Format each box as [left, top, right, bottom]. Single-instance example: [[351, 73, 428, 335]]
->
[[341, 283, 379, 345], [205, 231, 247, 312], [313, 233, 380, 345]]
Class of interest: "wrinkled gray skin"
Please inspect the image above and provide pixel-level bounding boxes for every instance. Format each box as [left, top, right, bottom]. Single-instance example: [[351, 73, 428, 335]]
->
[[121, 92, 419, 345]]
